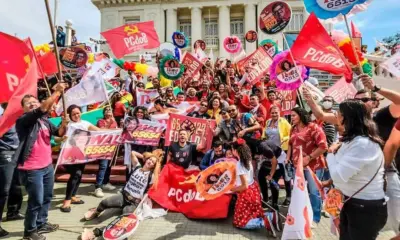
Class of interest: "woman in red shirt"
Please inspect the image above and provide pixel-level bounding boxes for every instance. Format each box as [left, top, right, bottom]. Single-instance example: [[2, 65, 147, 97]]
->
[[112, 93, 127, 127], [286, 107, 327, 225]]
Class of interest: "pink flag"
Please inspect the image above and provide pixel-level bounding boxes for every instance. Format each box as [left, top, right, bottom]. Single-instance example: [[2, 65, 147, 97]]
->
[[351, 21, 362, 38], [324, 76, 357, 103]]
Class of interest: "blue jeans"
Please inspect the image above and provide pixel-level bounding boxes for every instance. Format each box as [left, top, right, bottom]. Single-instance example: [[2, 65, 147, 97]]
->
[[95, 159, 111, 189], [20, 164, 54, 234], [304, 169, 323, 223]]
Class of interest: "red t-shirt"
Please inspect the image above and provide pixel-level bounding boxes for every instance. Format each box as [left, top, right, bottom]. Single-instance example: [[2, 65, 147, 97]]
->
[[114, 102, 126, 117], [19, 120, 52, 170], [185, 96, 199, 102], [97, 119, 118, 129], [289, 123, 328, 171]]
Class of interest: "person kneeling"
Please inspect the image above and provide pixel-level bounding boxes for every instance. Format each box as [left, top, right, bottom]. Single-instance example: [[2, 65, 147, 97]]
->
[[84, 151, 161, 221]]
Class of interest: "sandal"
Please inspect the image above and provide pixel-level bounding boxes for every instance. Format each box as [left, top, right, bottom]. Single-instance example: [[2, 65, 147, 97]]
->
[[60, 206, 71, 213], [71, 199, 85, 205]]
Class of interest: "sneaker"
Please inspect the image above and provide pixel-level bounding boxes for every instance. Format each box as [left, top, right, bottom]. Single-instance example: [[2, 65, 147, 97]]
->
[[6, 212, 25, 221], [37, 222, 59, 234], [23, 232, 46, 240], [84, 208, 100, 221], [321, 210, 330, 218], [311, 222, 318, 229], [281, 198, 290, 207], [94, 188, 104, 198], [0, 226, 9, 238], [102, 183, 116, 191]]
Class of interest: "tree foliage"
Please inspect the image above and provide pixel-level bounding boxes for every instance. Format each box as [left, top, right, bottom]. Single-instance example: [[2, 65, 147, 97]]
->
[[382, 32, 400, 50]]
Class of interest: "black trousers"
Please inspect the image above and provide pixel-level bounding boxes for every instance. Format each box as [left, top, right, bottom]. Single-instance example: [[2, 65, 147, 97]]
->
[[340, 197, 388, 240], [64, 164, 86, 200], [258, 163, 291, 206], [0, 152, 23, 223]]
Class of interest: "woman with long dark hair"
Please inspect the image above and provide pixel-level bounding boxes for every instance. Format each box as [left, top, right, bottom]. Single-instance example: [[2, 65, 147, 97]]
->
[[286, 107, 327, 225], [111, 93, 127, 127], [230, 139, 266, 229], [327, 99, 387, 239], [60, 105, 104, 212]]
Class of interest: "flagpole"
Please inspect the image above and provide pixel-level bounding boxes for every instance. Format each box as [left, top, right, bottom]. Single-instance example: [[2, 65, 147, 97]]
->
[[344, 15, 364, 74], [44, 0, 67, 116], [281, 33, 305, 109]]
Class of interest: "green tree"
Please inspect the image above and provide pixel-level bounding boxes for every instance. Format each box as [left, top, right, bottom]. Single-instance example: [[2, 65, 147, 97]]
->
[[382, 32, 400, 50]]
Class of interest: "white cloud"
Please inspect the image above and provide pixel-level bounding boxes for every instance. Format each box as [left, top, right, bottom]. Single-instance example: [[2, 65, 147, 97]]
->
[[0, 0, 100, 45]]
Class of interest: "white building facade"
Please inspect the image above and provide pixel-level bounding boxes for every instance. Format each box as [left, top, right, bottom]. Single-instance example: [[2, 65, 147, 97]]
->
[[92, 0, 313, 61]]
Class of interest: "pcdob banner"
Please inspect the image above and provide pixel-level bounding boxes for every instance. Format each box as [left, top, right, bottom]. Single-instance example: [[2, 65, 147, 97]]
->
[[148, 163, 232, 219], [58, 127, 122, 165], [164, 113, 216, 150], [122, 118, 166, 146]]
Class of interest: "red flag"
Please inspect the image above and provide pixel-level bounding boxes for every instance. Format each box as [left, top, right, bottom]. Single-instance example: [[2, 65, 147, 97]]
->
[[37, 52, 59, 75], [351, 21, 362, 38], [148, 163, 232, 219], [290, 13, 353, 82], [24, 38, 44, 80], [101, 21, 160, 58], [0, 32, 33, 103], [0, 35, 39, 136]]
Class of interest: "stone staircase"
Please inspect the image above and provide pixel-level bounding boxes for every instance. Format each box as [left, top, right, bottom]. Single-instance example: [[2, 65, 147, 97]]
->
[[53, 153, 127, 184]]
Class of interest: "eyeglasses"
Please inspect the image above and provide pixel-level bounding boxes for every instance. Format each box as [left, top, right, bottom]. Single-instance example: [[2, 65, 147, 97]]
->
[[227, 109, 236, 113], [201, 104, 208, 107]]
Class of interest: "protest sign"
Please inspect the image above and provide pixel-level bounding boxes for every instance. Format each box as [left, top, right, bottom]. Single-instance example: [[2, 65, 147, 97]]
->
[[59, 47, 88, 69], [103, 213, 139, 240], [181, 52, 203, 77], [245, 30, 258, 43], [381, 52, 400, 78], [85, 58, 120, 80], [58, 127, 122, 165], [237, 47, 273, 85], [193, 40, 206, 51], [55, 71, 108, 115], [164, 113, 216, 150], [259, 1, 292, 35], [279, 90, 297, 116], [196, 162, 236, 200], [148, 163, 232, 219], [324, 76, 357, 103], [136, 88, 159, 108], [122, 118, 166, 146], [101, 21, 160, 59], [271, 50, 306, 90]]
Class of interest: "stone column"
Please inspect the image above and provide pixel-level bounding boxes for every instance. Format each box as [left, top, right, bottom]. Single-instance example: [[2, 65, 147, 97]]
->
[[191, 7, 202, 47], [218, 5, 230, 58], [244, 4, 257, 53], [166, 8, 178, 42]]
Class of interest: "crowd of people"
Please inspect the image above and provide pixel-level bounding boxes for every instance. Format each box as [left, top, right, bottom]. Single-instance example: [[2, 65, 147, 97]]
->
[[1, 46, 400, 240]]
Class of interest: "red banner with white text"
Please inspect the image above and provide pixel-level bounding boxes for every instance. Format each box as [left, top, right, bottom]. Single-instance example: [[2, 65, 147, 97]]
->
[[324, 76, 357, 103], [148, 163, 232, 219], [237, 47, 273, 85], [181, 52, 203, 77], [279, 90, 297, 116], [164, 113, 216, 150]]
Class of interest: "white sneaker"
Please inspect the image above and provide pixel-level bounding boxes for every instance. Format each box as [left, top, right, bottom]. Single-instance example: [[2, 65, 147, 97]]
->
[[102, 183, 116, 191], [311, 222, 318, 229], [94, 188, 104, 198]]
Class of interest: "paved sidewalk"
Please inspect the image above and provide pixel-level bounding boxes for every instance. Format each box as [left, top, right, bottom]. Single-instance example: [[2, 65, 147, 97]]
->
[[2, 183, 396, 240]]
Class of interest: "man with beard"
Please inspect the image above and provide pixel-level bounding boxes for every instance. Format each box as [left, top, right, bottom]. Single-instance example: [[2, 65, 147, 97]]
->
[[200, 141, 226, 170], [167, 129, 204, 169], [187, 101, 211, 119]]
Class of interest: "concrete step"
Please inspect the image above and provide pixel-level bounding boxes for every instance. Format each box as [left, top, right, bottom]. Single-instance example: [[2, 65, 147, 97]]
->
[[55, 173, 126, 184]]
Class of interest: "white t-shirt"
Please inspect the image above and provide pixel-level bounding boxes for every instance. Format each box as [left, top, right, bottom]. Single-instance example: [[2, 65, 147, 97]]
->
[[235, 161, 254, 187], [327, 136, 385, 200], [124, 167, 153, 199], [67, 120, 92, 135]]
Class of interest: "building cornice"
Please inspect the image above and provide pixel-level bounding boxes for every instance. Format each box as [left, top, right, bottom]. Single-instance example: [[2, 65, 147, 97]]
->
[[92, 0, 174, 9]]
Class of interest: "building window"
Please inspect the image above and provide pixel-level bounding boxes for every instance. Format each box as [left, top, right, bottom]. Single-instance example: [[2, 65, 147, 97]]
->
[[230, 18, 244, 48], [204, 19, 218, 48], [124, 17, 140, 24], [286, 10, 304, 32], [179, 20, 192, 46]]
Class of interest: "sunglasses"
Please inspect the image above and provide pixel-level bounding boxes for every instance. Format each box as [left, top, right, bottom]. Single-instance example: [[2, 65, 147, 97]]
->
[[227, 109, 236, 113], [201, 104, 208, 107]]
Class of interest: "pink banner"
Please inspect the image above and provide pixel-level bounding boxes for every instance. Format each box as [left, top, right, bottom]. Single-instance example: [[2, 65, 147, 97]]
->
[[236, 47, 273, 85], [181, 52, 203, 77], [324, 77, 357, 103]]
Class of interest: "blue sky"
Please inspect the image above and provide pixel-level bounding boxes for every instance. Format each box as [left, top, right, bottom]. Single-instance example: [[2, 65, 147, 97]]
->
[[0, 0, 398, 52], [334, 0, 400, 51]]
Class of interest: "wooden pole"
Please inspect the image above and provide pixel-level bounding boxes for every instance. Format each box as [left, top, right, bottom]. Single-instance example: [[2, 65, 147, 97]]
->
[[344, 15, 364, 74], [44, 0, 67, 116]]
